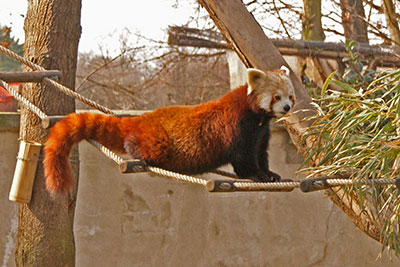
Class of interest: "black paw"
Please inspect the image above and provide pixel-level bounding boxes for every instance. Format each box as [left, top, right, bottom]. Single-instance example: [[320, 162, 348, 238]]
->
[[249, 171, 281, 182], [266, 170, 281, 182]]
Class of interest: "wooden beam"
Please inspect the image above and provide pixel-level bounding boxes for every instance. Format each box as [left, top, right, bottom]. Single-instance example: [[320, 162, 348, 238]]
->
[[168, 26, 400, 67], [168, 26, 230, 49], [119, 159, 147, 173], [198, 0, 313, 114], [41, 115, 67, 129], [0, 70, 61, 83]]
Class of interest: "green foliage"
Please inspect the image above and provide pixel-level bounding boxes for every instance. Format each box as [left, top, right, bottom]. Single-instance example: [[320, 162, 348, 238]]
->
[[0, 25, 23, 71], [341, 40, 376, 88], [304, 41, 400, 257]]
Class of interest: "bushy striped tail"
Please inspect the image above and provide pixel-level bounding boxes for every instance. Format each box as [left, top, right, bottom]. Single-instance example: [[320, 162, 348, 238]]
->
[[43, 113, 125, 194]]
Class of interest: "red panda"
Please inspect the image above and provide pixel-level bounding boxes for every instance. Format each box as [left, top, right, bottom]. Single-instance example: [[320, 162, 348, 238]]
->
[[43, 66, 295, 194]]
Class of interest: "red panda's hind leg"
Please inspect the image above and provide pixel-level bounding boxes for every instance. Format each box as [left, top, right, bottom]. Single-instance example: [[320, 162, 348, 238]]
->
[[123, 124, 170, 166]]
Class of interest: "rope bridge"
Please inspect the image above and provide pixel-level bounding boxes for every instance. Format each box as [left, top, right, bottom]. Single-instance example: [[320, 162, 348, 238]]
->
[[1, 44, 400, 193]]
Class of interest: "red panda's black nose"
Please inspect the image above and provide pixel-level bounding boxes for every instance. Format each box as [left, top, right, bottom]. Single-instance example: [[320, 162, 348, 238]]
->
[[283, 105, 291, 112]]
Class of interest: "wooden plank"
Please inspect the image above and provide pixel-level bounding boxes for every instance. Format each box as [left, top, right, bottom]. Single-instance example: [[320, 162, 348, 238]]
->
[[0, 70, 61, 83]]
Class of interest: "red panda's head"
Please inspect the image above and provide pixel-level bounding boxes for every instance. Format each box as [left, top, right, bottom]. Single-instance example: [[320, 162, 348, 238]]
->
[[246, 66, 295, 118]]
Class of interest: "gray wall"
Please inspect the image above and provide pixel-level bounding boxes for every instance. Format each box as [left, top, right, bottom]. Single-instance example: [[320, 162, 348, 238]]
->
[[0, 113, 398, 266]]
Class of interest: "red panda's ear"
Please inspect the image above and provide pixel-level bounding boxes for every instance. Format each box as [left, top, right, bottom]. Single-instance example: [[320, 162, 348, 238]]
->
[[280, 65, 290, 75], [247, 68, 266, 95]]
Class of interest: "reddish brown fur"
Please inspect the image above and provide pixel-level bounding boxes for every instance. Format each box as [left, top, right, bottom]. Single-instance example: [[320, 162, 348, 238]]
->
[[43, 113, 126, 194], [44, 86, 251, 194], [44, 68, 295, 195]]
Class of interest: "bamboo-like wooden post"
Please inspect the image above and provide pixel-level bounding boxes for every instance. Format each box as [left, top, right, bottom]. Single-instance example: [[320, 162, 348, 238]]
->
[[9, 140, 42, 203]]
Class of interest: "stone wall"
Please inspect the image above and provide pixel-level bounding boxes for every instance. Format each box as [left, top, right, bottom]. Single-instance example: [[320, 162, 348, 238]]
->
[[0, 113, 398, 266]]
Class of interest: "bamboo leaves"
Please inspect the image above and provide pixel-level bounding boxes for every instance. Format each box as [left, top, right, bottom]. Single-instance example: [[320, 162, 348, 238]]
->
[[304, 68, 400, 257]]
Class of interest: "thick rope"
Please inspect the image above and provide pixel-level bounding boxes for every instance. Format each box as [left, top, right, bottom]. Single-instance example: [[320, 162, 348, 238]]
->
[[43, 78, 115, 114], [233, 180, 300, 190], [326, 178, 397, 187], [0, 45, 43, 72], [211, 169, 302, 190], [146, 166, 208, 186], [230, 178, 398, 191], [0, 45, 115, 114], [86, 139, 124, 164], [0, 79, 47, 120]]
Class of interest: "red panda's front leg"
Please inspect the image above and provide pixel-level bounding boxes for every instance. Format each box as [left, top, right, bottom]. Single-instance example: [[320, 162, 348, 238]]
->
[[231, 159, 266, 182], [257, 127, 281, 182], [231, 140, 275, 182], [232, 157, 280, 182], [232, 111, 281, 182], [257, 148, 281, 182]]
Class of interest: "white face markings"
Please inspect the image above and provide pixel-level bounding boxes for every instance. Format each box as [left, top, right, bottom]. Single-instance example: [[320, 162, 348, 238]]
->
[[245, 67, 296, 117], [257, 75, 295, 117], [258, 94, 272, 112], [271, 88, 295, 117]]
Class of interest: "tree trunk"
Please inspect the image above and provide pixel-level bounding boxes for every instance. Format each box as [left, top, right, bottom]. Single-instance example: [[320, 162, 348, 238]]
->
[[340, 0, 369, 43], [15, 0, 81, 266], [301, 0, 337, 90], [198, 0, 382, 243], [382, 0, 400, 45], [302, 0, 325, 41]]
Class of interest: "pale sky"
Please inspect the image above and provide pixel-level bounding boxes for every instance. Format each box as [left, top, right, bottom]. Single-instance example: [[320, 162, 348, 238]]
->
[[1, 0, 197, 54]]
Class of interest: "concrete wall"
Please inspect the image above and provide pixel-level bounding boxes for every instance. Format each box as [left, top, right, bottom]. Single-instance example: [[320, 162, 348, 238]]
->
[[0, 112, 398, 266], [0, 115, 19, 267]]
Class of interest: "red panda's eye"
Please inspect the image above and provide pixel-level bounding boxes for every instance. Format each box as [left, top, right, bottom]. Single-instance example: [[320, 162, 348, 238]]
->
[[289, 95, 294, 100], [274, 95, 281, 101]]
